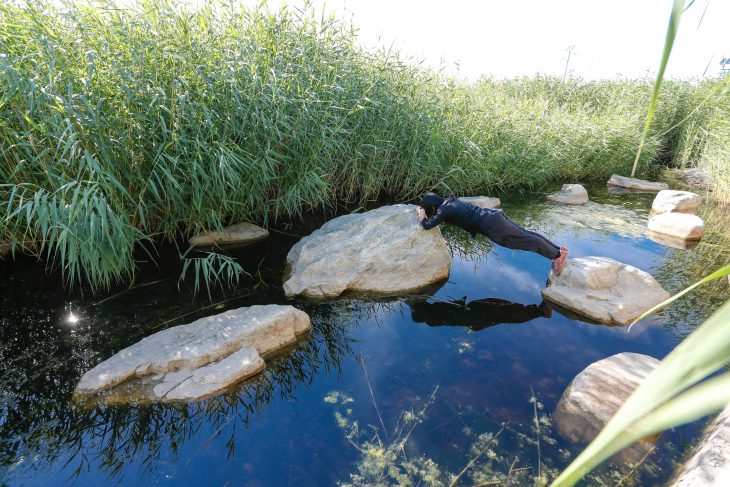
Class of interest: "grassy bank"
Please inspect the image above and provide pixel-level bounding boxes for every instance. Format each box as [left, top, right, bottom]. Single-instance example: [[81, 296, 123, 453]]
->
[[1, 0, 727, 290]]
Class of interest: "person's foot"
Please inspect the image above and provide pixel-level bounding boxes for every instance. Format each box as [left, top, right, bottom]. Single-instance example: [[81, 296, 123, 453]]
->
[[551, 247, 568, 275]]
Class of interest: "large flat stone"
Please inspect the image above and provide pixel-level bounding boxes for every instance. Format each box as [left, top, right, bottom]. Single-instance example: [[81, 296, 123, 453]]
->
[[283, 205, 451, 299], [541, 257, 670, 325], [189, 222, 269, 247], [554, 352, 660, 463], [459, 196, 501, 209], [651, 190, 702, 214], [75, 305, 310, 402], [547, 184, 589, 205], [608, 174, 669, 192], [648, 213, 704, 241], [673, 167, 710, 189], [672, 404, 730, 486]]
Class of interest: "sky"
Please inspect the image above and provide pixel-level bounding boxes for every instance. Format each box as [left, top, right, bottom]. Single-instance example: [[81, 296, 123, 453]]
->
[[246, 0, 728, 81]]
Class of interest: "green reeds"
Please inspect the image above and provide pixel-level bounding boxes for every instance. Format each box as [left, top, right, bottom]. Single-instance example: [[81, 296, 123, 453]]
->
[[0, 0, 725, 291]]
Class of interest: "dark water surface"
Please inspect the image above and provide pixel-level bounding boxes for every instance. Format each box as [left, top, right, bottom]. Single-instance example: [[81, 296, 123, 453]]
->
[[1, 187, 727, 486]]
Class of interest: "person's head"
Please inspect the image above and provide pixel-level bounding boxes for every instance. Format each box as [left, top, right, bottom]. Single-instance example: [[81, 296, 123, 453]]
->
[[419, 192, 445, 218]]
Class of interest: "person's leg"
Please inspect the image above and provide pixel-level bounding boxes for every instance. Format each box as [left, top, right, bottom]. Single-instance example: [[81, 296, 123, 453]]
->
[[479, 212, 561, 260], [502, 214, 560, 253]]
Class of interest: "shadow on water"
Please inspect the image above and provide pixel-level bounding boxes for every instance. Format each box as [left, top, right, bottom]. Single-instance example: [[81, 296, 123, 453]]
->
[[0, 184, 728, 485]]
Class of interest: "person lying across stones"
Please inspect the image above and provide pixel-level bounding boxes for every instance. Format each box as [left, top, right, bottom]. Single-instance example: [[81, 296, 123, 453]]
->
[[417, 192, 568, 274]]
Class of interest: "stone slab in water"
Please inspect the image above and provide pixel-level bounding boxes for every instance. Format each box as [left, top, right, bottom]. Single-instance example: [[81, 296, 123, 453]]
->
[[547, 184, 589, 205], [189, 222, 269, 246], [554, 352, 660, 463], [647, 231, 699, 250], [607, 174, 669, 192], [648, 213, 704, 241], [459, 196, 501, 209], [651, 190, 702, 214], [541, 256, 670, 325], [671, 404, 730, 486], [75, 305, 310, 402], [283, 204, 451, 299]]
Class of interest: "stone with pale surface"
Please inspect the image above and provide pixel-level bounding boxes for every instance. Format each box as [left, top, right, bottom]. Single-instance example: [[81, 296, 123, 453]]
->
[[541, 256, 670, 325], [459, 196, 501, 209], [547, 184, 589, 205], [651, 190, 702, 214], [648, 213, 704, 241], [189, 222, 268, 246], [607, 174, 668, 192], [283, 205, 451, 299], [75, 305, 310, 402], [554, 352, 660, 463], [674, 167, 710, 188], [672, 405, 730, 486]]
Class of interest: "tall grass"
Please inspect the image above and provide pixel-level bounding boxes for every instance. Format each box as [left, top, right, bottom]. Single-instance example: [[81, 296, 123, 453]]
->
[[0, 0, 725, 290]]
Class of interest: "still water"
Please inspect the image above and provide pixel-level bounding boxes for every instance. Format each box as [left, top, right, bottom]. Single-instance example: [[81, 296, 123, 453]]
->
[[1, 187, 726, 486]]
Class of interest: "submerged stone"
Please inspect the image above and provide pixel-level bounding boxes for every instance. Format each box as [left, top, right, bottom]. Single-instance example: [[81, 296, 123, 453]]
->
[[672, 404, 730, 486], [554, 352, 660, 463], [547, 184, 589, 205], [651, 190, 702, 214], [459, 196, 501, 209], [74, 305, 310, 403], [607, 174, 669, 192], [541, 256, 670, 325], [647, 232, 700, 250], [189, 222, 269, 247], [648, 213, 704, 241], [283, 204, 451, 299]]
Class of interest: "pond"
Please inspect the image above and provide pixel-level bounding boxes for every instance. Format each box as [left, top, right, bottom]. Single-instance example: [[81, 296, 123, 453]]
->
[[1, 186, 727, 486]]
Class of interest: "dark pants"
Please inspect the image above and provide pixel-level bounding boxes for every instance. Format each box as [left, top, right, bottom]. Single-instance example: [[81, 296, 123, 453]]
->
[[477, 210, 560, 260]]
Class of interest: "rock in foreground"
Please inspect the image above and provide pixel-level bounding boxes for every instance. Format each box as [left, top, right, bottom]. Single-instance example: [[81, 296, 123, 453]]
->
[[75, 305, 310, 402], [672, 404, 730, 486], [283, 205, 451, 299], [651, 190, 702, 214], [541, 257, 670, 325], [460, 196, 501, 209], [608, 174, 669, 192], [189, 222, 269, 247], [547, 184, 589, 205], [554, 352, 660, 463]]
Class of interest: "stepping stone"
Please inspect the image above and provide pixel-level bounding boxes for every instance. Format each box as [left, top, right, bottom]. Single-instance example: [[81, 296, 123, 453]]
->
[[554, 352, 660, 463], [547, 184, 589, 205], [74, 305, 310, 403], [651, 190, 702, 214], [460, 196, 501, 209], [648, 213, 704, 241], [541, 256, 670, 325], [0, 243, 10, 261], [189, 222, 269, 247], [673, 167, 710, 189], [283, 205, 451, 299], [608, 174, 668, 192], [671, 404, 730, 486]]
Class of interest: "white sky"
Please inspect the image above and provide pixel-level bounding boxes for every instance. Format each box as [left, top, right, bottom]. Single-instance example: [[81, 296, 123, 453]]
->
[[250, 0, 729, 80]]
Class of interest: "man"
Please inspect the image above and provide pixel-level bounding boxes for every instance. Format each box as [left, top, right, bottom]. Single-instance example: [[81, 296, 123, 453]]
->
[[417, 192, 568, 274]]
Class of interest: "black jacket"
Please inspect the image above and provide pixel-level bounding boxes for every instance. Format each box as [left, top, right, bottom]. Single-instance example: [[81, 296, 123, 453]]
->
[[420, 197, 496, 237]]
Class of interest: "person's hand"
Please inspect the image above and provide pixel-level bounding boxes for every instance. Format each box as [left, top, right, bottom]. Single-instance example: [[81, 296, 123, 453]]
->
[[417, 206, 427, 222]]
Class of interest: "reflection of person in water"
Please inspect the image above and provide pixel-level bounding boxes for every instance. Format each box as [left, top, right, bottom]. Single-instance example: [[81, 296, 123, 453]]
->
[[417, 192, 568, 274], [410, 297, 551, 331]]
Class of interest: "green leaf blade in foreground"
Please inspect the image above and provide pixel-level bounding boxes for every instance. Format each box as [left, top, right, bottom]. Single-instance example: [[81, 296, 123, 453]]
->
[[550, 299, 730, 486], [630, 0, 685, 177]]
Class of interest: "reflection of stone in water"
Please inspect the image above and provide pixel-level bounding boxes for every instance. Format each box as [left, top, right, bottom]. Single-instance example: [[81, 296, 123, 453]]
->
[[537, 201, 648, 239], [647, 230, 700, 250]]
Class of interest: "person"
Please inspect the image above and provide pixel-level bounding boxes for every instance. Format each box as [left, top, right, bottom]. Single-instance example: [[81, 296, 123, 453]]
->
[[417, 192, 568, 274]]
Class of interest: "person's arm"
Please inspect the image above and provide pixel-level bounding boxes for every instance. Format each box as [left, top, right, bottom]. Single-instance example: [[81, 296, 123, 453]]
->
[[419, 205, 449, 230]]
